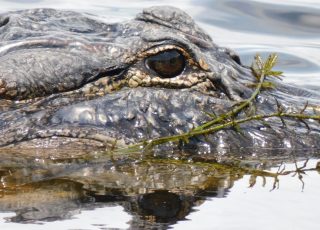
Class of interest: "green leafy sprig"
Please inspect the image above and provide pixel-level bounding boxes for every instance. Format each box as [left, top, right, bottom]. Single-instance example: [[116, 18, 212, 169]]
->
[[124, 54, 320, 151]]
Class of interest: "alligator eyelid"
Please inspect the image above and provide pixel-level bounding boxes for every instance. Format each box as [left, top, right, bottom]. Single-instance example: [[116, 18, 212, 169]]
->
[[140, 39, 211, 72], [139, 44, 195, 67]]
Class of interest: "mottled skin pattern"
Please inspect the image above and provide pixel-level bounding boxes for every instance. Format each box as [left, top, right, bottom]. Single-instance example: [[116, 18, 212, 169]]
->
[[0, 6, 319, 155]]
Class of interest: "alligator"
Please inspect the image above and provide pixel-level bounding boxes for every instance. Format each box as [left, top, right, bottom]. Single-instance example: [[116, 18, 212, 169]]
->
[[0, 6, 319, 156]]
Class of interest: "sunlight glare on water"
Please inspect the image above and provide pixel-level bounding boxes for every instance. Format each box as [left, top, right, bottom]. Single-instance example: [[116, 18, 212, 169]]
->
[[174, 159, 320, 230], [0, 206, 131, 230]]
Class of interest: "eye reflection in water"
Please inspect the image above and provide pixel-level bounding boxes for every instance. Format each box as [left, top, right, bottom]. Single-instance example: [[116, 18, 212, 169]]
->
[[0, 152, 319, 229]]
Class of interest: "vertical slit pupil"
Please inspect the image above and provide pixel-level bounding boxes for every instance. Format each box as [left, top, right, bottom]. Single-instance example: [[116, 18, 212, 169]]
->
[[145, 49, 186, 78]]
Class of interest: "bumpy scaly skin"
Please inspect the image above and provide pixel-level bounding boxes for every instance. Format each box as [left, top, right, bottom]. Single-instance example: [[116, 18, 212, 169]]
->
[[0, 6, 319, 156]]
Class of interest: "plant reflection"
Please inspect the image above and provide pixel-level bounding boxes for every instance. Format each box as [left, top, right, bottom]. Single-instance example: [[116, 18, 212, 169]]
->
[[0, 149, 319, 228]]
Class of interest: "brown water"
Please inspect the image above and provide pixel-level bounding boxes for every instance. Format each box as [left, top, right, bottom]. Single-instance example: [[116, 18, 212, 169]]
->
[[0, 0, 319, 229]]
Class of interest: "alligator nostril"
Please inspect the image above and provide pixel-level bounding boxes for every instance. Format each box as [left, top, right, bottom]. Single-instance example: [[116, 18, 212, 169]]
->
[[221, 48, 242, 65], [231, 54, 241, 65], [0, 17, 9, 28]]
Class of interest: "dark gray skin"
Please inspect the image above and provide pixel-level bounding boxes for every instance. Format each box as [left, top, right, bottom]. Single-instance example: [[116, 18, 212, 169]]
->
[[0, 6, 319, 156]]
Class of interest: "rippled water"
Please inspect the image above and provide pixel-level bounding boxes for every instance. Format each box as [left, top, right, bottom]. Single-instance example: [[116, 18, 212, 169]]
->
[[0, 0, 319, 229]]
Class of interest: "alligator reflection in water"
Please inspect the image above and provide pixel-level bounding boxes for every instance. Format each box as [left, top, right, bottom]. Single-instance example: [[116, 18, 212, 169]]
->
[[0, 150, 319, 228]]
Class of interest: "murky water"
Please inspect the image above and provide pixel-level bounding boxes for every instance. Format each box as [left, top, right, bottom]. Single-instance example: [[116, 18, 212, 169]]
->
[[0, 0, 319, 229]]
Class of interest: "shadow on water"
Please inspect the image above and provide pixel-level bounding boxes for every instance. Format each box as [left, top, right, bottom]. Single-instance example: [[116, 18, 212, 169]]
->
[[0, 148, 319, 229]]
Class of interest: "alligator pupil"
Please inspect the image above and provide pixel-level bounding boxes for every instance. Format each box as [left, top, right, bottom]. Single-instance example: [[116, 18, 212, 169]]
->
[[145, 49, 185, 78]]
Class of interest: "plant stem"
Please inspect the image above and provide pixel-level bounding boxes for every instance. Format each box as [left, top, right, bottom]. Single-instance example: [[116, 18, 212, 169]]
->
[[130, 112, 320, 149], [194, 69, 266, 131], [124, 53, 319, 151]]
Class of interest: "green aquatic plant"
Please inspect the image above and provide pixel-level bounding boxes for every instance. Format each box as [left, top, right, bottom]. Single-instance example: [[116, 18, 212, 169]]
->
[[137, 157, 319, 191], [126, 53, 320, 151]]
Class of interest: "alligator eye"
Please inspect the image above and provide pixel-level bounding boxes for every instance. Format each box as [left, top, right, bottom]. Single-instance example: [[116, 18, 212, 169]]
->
[[145, 49, 186, 78]]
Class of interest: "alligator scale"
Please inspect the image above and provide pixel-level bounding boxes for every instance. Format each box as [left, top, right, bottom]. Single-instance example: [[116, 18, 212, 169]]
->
[[0, 6, 319, 155]]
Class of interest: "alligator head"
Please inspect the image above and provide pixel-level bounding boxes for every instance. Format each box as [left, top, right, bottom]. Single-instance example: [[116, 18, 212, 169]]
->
[[0, 6, 319, 156]]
